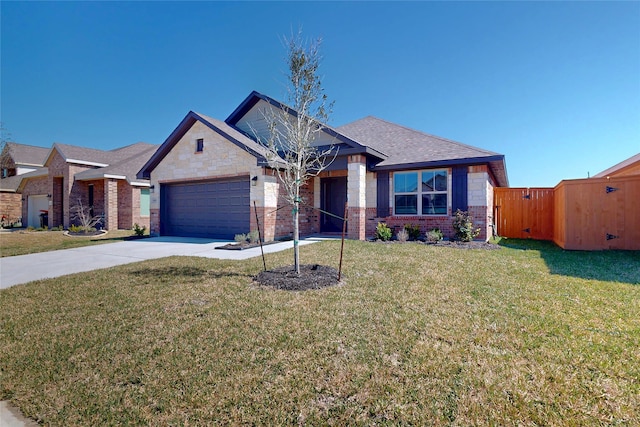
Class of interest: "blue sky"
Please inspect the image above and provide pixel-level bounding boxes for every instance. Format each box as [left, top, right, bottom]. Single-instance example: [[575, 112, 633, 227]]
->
[[2, 1, 638, 187]]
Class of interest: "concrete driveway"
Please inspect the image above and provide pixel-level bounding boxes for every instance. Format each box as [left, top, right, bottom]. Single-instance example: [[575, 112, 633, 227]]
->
[[0, 236, 319, 289]]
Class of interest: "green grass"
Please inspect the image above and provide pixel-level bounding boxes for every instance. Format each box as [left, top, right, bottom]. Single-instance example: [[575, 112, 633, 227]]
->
[[1, 240, 638, 425], [0, 229, 139, 257]]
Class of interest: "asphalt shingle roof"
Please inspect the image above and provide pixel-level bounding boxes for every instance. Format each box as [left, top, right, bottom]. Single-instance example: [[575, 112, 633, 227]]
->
[[52, 142, 157, 167], [337, 116, 500, 168], [74, 144, 159, 183], [4, 142, 49, 166]]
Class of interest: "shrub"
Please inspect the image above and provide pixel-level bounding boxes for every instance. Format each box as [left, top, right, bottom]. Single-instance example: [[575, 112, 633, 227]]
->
[[247, 230, 260, 244], [426, 228, 443, 242], [51, 225, 64, 231], [133, 223, 146, 237], [69, 224, 83, 233], [375, 222, 393, 241], [404, 224, 421, 241], [396, 228, 409, 242], [234, 233, 248, 243], [452, 209, 480, 242], [26, 226, 35, 231]]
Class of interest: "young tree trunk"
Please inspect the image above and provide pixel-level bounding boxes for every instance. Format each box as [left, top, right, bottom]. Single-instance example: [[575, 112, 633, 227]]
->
[[293, 175, 300, 274]]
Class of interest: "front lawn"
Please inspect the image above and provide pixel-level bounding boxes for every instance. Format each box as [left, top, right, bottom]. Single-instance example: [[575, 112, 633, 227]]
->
[[1, 240, 638, 425], [0, 229, 140, 257]]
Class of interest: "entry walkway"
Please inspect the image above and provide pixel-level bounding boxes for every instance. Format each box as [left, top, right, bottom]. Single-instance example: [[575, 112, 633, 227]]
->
[[0, 236, 320, 289]]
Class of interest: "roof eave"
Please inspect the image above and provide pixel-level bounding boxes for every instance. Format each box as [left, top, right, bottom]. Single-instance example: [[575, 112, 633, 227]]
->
[[225, 91, 388, 160], [137, 111, 265, 180], [373, 155, 509, 187]]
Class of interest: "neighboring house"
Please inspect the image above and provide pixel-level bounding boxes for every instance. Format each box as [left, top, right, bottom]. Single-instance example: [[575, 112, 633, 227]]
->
[[5, 142, 157, 229], [138, 91, 508, 241], [0, 142, 49, 225], [593, 152, 640, 178]]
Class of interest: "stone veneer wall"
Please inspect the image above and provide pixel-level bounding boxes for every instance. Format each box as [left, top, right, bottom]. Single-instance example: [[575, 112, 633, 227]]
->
[[347, 155, 367, 240], [251, 174, 317, 241], [149, 120, 262, 237]]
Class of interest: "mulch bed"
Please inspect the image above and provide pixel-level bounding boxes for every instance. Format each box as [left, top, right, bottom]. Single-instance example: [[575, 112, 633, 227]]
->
[[216, 241, 280, 251], [254, 264, 342, 291], [372, 239, 501, 250], [64, 230, 108, 237]]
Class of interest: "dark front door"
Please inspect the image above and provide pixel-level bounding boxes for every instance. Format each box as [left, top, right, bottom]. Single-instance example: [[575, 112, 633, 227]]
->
[[320, 177, 347, 232]]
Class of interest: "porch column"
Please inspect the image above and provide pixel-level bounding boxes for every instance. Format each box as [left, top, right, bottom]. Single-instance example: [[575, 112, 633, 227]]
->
[[347, 155, 367, 240], [250, 170, 279, 242], [104, 178, 118, 230]]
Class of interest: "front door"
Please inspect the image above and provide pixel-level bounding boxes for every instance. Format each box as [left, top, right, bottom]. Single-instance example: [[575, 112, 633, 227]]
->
[[320, 177, 347, 232]]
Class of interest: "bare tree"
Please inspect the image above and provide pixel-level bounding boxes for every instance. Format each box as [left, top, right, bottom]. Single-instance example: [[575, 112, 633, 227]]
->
[[261, 31, 336, 274], [70, 199, 102, 233]]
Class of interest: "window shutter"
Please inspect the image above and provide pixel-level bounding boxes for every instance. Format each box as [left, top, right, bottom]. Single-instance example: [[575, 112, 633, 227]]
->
[[452, 166, 468, 213], [376, 171, 390, 217]]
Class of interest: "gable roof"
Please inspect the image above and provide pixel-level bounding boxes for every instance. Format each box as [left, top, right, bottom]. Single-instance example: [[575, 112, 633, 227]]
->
[[337, 116, 508, 186], [225, 91, 386, 160], [75, 144, 158, 185], [137, 111, 275, 180], [46, 142, 156, 168], [0, 167, 48, 193], [2, 142, 49, 167], [593, 152, 640, 178]]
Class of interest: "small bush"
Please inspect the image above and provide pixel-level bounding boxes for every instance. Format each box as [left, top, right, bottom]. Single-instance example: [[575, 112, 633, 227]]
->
[[69, 224, 83, 233], [26, 226, 35, 231], [234, 233, 248, 243], [375, 222, 393, 241], [51, 225, 64, 231], [452, 209, 480, 242], [247, 230, 260, 244], [426, 228, 443, 242], [133, 223, 146, 237], [396, 228, 409, 242], [404, 224, 421, 241]]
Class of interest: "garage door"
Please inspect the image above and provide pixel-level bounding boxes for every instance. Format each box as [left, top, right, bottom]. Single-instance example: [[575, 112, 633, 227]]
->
[[28, 195, 49, 228], [160, 177, 250, 239]]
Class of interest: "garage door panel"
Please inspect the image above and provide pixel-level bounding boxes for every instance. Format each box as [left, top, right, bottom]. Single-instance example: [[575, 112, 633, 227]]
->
[[161, 178, 249, 239]]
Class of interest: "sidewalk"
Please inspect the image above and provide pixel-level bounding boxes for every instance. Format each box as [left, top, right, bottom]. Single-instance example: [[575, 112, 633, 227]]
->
[[0, 236, 320, 289]]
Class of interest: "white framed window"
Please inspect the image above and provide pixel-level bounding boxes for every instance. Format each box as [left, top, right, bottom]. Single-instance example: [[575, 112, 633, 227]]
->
[[393, 169, 448, 215]]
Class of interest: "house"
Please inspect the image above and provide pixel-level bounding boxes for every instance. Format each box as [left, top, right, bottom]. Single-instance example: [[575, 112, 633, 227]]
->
[[593, 152, 640, 178], [0, 142, 49, 225], [2, 142, 157, 229], [138, 91, 508, 241]]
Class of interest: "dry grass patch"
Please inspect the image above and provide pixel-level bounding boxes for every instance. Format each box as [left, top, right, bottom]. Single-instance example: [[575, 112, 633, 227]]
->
[[1, 240, 638, 425], [0, 229, 138, 257]]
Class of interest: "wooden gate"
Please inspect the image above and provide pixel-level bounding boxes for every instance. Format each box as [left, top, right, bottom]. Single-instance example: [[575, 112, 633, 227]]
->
[[554, 176, 640, 250], [494, 187, 554, 240]]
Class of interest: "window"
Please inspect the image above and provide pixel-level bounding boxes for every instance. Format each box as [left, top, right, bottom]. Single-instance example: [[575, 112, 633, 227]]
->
[[196, 138, 204, 153], [393, 170, 448, 215], [140, 188, 150, 217], [1, 168, 7, 178]]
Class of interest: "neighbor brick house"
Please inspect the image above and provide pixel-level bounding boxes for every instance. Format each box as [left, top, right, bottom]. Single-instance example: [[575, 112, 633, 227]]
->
[[0, 142, 49, 225], [138, 91, 508, 241], [4, 142, 157, 229]]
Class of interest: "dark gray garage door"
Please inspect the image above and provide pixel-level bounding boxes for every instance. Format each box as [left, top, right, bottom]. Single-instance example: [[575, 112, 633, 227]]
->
[[160, 177, 250, 239]]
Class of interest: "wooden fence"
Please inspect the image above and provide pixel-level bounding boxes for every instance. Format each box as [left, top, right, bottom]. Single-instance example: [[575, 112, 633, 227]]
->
[[494, 188, 554, 241], [494, 175, 640, 250], [554, 176, 640, 250]]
